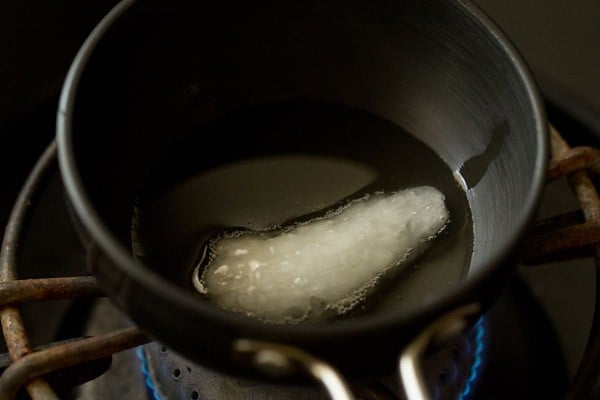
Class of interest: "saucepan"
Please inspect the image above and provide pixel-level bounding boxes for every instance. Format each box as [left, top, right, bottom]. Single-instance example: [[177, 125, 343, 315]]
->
[[57, 0, 547, 398]]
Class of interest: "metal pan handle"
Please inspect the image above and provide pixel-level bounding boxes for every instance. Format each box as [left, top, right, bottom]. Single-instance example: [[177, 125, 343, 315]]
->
[[399, 304, 481, 400], [233, 339, 355, 400], [233, 303, 480, 400]]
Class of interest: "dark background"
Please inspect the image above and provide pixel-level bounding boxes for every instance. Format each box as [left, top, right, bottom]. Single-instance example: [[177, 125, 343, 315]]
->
[[1, 1, 598, 137], [1, 0, 598, 186]]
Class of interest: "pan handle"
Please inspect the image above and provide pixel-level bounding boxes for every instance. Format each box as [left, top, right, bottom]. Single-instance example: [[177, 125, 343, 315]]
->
[[398, 303, 481, 400], [233, 339, 355, 400]]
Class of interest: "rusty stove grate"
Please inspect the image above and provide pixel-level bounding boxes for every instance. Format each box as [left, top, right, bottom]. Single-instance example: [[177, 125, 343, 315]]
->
[[0, 126, 599, 400]]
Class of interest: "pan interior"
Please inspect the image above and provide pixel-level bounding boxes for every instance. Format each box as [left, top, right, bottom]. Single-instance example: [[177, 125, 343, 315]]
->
[[69, 0, 543, 324]]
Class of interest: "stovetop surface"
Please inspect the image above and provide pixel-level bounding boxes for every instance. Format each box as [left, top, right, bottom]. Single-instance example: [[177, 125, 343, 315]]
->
[[1, 1, 599, 399]]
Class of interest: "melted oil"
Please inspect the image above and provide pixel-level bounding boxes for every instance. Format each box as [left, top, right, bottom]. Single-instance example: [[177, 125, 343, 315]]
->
[[131, 99, 473, 321]]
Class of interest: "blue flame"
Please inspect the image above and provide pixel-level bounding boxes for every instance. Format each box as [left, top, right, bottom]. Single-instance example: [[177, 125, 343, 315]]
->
[[136, 346, 163, 400], [458, 316, 486, 400]]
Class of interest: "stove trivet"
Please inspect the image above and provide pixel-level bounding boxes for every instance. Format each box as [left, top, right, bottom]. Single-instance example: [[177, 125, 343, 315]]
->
[[522, 126, 600, 399], [0, 143, 150, 400], [0, 125, 598, 400]]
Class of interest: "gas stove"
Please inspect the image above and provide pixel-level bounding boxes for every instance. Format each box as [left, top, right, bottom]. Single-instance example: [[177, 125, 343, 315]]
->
[[1, 1, 599, 399]]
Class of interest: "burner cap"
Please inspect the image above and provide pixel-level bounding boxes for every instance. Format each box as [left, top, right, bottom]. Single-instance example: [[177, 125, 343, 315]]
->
[[137, 318, 485, 400]]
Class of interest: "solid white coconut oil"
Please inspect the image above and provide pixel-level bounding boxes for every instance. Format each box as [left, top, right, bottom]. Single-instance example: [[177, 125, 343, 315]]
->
[[196, 187, 449, 321]]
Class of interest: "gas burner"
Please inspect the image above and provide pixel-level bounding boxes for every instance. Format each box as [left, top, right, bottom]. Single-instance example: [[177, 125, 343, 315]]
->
[[134, 318, 485, 400]]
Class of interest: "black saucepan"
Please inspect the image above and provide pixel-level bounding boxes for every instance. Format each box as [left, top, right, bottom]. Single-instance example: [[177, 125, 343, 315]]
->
[[56, 0, 547, 387]]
